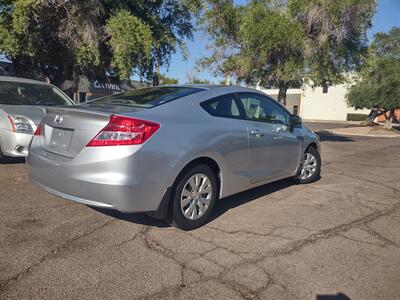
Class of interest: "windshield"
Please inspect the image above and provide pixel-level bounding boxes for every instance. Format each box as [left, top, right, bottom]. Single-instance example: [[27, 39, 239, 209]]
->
[[0, 81, 74, 106], [85, 86, 206, 108]]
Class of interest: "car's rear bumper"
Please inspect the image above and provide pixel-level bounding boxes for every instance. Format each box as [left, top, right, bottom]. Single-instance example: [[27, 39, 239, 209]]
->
[[0, 129, 33, 157], [32, 180, 114, 209], [27, 145, 172, 213]]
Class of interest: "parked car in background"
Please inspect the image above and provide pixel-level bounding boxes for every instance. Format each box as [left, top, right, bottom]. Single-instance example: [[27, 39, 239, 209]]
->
[[27, 85, 321, 230], [0, 76, 74, 162]]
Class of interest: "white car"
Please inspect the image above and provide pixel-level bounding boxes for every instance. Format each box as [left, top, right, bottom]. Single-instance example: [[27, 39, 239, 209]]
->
[[0, 76, 74, 162]]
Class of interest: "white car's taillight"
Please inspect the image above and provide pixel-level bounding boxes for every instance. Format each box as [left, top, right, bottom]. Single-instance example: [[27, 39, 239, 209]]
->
[[86, 115, 160, 147], [8, 115, 34, 134]]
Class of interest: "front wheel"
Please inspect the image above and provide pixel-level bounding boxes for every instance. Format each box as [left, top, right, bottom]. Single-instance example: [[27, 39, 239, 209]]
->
[[296, 147, 321, 184], [172, 164, 218, 230]]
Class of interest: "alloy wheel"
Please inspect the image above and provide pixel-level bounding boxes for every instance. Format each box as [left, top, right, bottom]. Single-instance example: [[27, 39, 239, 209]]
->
[[180, 173, 212, 220], [300, 153, 317, 180]]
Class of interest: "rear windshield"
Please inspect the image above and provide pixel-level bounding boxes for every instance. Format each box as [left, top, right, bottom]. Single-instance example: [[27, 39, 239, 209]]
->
[[85, 86, 205, 108], [0, 81, 74, 106]]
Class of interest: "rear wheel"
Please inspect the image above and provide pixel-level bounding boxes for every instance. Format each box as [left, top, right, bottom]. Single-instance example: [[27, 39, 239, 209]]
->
[[172, 164, 218, 230], [296, 147, 321, 184]]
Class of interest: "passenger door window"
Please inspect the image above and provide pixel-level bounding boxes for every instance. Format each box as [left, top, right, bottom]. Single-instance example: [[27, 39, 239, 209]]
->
[[201, 94, 241, 119], [238, 93, 289, 125]]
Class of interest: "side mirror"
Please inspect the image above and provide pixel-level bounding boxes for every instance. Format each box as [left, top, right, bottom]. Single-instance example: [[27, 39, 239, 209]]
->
[[289, 114, 302, 127]]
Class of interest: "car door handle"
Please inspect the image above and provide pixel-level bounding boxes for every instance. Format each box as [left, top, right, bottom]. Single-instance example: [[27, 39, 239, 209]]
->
[[250, 129, 264, 138]]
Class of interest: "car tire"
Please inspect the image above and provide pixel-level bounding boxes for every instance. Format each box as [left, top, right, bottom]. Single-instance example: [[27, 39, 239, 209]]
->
[[171, 164, 218, 230], [296, 146, 321, 184], [0, 146, 9, 163]]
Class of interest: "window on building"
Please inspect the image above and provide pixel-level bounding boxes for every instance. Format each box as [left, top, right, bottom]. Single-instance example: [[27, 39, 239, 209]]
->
[[322, 85, 328, 94], [293, 105, 299, 116]]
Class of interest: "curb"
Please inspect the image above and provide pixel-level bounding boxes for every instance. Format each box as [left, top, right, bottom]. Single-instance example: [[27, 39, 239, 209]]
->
[[304, 120, 361, 124], [326, 129, 400, 138]]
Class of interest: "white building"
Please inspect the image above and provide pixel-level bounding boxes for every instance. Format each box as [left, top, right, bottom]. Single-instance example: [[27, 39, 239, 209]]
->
[[257, 83, 370, 121]]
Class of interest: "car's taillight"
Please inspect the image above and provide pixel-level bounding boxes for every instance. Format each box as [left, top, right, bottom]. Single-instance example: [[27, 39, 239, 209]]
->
[[86, 115, 160, 147], [34, 123, 42, 136]]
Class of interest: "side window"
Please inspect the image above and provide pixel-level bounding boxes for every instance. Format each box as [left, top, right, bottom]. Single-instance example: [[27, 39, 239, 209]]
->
[[201, 94, 241, 118], [238, 93, 289, 125]]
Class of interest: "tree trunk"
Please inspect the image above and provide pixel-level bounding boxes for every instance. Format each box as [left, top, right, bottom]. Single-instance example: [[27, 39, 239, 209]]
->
[[366, 108, 383, 125], [277, 85, 288, 107], [224, 74, 230, 85], [367, 109, 376, 124], [72, 64, 80, 102], [153, 52, 161, 86], [152, 74, 159, 86], [383, 109, 395, 130]]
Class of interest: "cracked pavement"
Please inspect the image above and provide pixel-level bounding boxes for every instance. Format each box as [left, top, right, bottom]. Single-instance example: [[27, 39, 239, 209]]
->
[[1, 122, 399, 299]]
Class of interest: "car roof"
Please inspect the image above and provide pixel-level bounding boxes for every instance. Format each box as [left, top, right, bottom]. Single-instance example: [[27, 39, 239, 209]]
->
[[159, 84, 291, 114], [0, 76, 49, 85], [160, 84, 260, 93]]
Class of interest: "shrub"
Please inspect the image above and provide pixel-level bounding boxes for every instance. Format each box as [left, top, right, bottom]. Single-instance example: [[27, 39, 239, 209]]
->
[[346, 113, 368, 121]]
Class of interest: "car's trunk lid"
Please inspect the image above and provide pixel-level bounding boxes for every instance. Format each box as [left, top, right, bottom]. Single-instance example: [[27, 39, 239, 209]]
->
[[0, 104, 45, 125], [41, 107, 112, 158]]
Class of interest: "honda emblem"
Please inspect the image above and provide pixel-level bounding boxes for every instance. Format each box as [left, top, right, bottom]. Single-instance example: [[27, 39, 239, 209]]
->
[[54, 114, 64, 125]]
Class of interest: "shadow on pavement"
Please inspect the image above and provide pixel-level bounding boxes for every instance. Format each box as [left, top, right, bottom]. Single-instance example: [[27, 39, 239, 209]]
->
[[209, 177, 298, 222], [316, 130, 354, 142], [0, 157, 25, 164], [92, 207, 170, 228], [93, 177, 320, 229], [316, 292, 351, 300]]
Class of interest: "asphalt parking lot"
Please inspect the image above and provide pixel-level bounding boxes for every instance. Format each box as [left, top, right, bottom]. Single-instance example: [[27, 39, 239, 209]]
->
[[1, 122, 399, 300]]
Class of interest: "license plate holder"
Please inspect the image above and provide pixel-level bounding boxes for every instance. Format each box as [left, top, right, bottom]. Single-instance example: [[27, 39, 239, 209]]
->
[[48, 126, 73, 153]]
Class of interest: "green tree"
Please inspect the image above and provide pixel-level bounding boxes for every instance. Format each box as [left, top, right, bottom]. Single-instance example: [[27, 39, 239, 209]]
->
[[159, 73, 179, 84], [239, 2, 304, 104], [347, 27, 400, 129], [0, 0, 194, 94], [195, 1, 244, 86], [191, 77, 211, 84], [106, 10, 153, 79], [289, 0, 376, 87], [197, 0, 375, 106], [0, 0, 69, 85], [101, 0, 194, 86]]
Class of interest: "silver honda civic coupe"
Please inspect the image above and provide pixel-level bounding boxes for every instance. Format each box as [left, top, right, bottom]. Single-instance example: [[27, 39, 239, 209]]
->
[[0, 76, 74, 162], [27, 85, 320, 230]]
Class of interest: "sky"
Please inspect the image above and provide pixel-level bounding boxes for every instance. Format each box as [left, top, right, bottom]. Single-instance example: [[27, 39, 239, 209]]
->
[[161, 0, 400, 84]]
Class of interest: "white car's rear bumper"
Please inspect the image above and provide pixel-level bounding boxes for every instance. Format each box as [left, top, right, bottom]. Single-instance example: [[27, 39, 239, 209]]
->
[[0, 129, 33, 157]]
